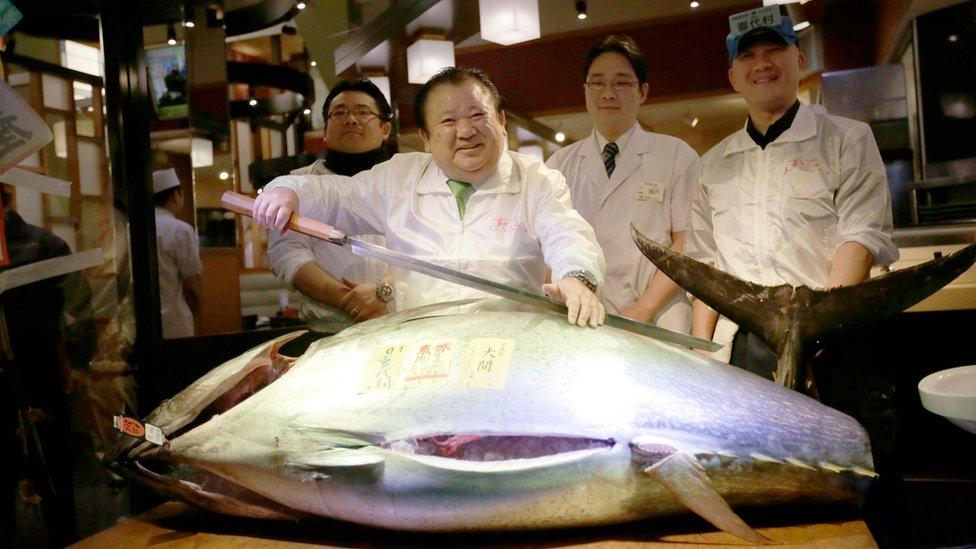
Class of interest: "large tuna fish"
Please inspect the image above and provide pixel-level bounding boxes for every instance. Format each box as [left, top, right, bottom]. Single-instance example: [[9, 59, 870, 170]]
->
[[107, 300, 877, 543]]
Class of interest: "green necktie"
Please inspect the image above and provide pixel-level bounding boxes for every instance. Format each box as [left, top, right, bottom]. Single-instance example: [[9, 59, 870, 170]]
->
[[446, 179, 474, 219]]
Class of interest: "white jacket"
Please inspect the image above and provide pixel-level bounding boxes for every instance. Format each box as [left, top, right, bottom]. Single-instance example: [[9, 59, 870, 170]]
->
[[154, 207, 202, 339], [265, 151, 605, 310], [267, 159, 388, 327], [685, 103, 898, 289], [547, 124, 698, 332]]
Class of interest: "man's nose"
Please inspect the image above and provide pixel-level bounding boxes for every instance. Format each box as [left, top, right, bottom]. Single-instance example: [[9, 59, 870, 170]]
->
[[600, 86, 618, 100], [456, 118, 476, 138], [342, 115, 360, 125]]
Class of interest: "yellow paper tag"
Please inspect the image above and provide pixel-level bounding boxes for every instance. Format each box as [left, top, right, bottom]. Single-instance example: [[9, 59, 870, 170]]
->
[[402, 340, 456, 389], [459, 338, 516, 390], [359, 343, 410, 393], [636, 182, 664, 202]]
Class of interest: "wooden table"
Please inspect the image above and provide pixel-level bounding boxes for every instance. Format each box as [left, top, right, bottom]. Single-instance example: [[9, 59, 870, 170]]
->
[[73, 501, 876, 548]]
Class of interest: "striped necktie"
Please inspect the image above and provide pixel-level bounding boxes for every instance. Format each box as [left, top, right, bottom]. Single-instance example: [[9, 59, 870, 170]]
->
[[446, 179, 473, 219], [602, 142, 619, 177]]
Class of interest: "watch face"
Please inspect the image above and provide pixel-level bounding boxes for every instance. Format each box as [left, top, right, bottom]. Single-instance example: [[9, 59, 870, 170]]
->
[[376, 283, 394, 302]]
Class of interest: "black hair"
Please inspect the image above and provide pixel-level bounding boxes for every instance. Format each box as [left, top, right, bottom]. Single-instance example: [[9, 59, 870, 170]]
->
[[582, 35, 649, 85], [413, 67, 503, 133], [322, 78, 393, 123], [153, 186, 180, 206]]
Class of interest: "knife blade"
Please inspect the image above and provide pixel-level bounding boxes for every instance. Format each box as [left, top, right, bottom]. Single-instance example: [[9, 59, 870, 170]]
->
[[221, 191, 721, 352]]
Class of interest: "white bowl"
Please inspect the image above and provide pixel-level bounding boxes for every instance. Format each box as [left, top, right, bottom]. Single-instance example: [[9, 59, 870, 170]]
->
[[919, 365, 976, 435]]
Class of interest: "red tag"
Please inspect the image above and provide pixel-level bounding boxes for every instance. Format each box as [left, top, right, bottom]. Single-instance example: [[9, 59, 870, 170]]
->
[[116, 416, 146, 438]]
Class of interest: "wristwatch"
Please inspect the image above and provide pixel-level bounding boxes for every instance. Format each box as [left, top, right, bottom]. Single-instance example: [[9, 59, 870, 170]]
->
[[375, 282, 395, 303], [562, 270, 598, 293]]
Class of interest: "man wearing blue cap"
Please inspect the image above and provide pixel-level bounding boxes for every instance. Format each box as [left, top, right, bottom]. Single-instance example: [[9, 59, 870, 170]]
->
[[684, 5, 898, 378]]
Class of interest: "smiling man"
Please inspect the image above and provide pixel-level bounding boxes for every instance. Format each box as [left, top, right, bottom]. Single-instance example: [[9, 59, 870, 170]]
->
[[268, 79, 395, 329], [254, 68, 606, 327], [547, 35, 698, 333], [684, 5, 898, 376]]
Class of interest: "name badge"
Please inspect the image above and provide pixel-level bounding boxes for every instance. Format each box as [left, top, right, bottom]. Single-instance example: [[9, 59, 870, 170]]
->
[[637, 182, 664, 202]]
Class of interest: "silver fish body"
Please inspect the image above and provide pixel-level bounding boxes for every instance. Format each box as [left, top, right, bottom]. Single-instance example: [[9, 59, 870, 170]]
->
[[110, 305, 873, 538]]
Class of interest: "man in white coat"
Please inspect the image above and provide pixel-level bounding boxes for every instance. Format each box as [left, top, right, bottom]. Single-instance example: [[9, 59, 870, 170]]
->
[[268, 79, 394, 330], [547, 35, 698, 333], [152, 168, 202, 339], [684, 6, 898, 377], [253, 68, 606, 327]]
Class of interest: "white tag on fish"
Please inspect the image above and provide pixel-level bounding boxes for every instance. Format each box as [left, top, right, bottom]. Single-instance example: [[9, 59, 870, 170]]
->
[[459, 338, 516, 390], [402, 340, 456, 389], [359, 343, 410, 393], [637, 182, 664, 202], [144, 423, 165, 446]]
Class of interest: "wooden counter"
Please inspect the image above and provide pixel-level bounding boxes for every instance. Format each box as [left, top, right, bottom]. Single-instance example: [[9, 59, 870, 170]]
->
[[72, 501, 876, 548]]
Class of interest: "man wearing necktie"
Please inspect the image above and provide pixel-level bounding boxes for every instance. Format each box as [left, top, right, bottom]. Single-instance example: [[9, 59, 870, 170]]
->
[[547, 35, 699, 334], [253, 68, 606, 328]]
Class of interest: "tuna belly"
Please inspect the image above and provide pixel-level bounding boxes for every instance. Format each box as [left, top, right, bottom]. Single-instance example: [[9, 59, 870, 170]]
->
[[193, 435, 669, 531]]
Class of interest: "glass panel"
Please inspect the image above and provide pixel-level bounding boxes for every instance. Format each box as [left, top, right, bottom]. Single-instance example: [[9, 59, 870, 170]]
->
[[78, 140, 103, 195], [41, 73, 72, 110], [15, 186, 44, 226], [49, 194, 71, 217], [80, 198, 106, 250]]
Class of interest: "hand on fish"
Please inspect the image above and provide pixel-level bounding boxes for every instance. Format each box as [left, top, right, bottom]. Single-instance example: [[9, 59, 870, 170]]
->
[[253, 187, 299, 233], [340, 279, 391, 321], [542, 278, 606, 328]]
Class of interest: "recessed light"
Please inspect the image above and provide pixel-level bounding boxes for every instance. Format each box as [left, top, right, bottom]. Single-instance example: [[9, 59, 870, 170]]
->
[[219, 171, 230, 180], [249, 98, 258, 106], [554, 131, 566, 143], [793, 21, 811, 31], [690, 1, 700, 8]]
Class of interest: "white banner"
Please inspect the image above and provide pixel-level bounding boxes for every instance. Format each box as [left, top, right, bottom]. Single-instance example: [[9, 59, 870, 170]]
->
[[0, 79, 54, 174]]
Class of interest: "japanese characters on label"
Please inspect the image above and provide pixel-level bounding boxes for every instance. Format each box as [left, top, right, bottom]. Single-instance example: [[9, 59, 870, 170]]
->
[[359, 339, 517, 393]]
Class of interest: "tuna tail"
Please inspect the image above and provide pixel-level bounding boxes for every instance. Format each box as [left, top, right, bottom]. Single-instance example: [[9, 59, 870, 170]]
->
[[631, 225, 976, 390]]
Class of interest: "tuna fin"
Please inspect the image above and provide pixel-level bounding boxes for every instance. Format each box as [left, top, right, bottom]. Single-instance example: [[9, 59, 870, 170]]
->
[[644, 452, 773, 544], [632, 225, 976, 390]]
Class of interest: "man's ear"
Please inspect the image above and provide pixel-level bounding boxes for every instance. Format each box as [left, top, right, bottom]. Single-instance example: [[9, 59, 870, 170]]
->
[[420, 128, 431, 152], [639, 82, 649, 103], [797, 48, 806, 71], [497, 108, 506, 127], [381, 121, 392, 141], [727, 67, 739, 94]]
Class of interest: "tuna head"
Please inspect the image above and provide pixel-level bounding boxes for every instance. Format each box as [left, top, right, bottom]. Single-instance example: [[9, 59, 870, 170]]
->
[[106, 301, 874, 542]]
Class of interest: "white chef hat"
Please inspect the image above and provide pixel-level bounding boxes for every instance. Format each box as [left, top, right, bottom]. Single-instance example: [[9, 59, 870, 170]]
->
[[152, 168, 181, 195]]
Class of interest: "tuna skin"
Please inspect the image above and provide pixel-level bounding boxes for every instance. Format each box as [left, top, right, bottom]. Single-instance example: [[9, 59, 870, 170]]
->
[[113, 306, 873, 534]]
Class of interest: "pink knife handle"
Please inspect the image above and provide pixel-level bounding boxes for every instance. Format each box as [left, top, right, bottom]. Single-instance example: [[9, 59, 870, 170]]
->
[[220, 191, 347, 243]]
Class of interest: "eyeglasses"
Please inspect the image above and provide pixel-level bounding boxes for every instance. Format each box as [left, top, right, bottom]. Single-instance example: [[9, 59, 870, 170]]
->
[[583, 80, 639, 92], [327, 106, 382, 120]]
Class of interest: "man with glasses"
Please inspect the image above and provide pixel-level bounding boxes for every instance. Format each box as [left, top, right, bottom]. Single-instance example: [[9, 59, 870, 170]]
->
[[268, 79, 395, 329], [255, 67, 606, 327], [547, 35, 698, 333]]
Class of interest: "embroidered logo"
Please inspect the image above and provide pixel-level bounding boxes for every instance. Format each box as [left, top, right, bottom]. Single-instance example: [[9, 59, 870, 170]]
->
[[785, 158, 822, 173], [489, 216, 528, 233]]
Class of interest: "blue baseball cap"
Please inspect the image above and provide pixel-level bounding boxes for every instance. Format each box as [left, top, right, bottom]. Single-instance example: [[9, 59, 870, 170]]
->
[[726, 6, 798, 65]]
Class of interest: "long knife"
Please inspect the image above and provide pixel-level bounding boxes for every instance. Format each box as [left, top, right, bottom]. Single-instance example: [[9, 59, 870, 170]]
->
[[221, 191, 720, 352]]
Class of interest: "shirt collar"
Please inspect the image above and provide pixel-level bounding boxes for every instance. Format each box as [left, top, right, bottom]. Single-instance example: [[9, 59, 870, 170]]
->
[[155, 206, 175, 218], [594, 122, 639, 155], [746, 100, 801, 149], [417, 150, 517, 195], [723, 101, 817, 157]]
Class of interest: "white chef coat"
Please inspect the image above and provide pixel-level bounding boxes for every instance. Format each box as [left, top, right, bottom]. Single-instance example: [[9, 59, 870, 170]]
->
[[685, 103, 898, 289], [267, 159, 389, 327], [546, 124, 698, 332], [155, 207, 202, 339], [265, 151, 605, 311]]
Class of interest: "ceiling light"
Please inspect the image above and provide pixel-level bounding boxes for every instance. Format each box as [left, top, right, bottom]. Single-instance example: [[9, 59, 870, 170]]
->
[[949, 34, 959, 43], [218, 171, 230, 180], [575, 0, 587, 21], [167, 24, 177, 45], [303, 108, 311, 115], [690, 1, 700, 8], [554, 131, 566, 143], [249, 98, 258, 106], [406, 38, 456, 85], [479, 0, 541, 46], [691, 117, 699, 127], [310, 60, 317, 67], [296, 1, 306, 9], [184, 20, 195, 28], [793, 20, 811, 31]]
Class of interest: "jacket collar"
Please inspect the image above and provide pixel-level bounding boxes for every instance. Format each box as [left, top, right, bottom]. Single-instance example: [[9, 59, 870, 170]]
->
[[416, 150, 519, 195], [723, 102, 818, 157]]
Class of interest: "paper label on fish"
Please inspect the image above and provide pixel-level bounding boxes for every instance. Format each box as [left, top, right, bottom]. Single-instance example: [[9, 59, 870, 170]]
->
[[402, 340, 456, 389], [144, 423, 165, 446], [459, 338, 516, 389], [359, 343, 410, 393]]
